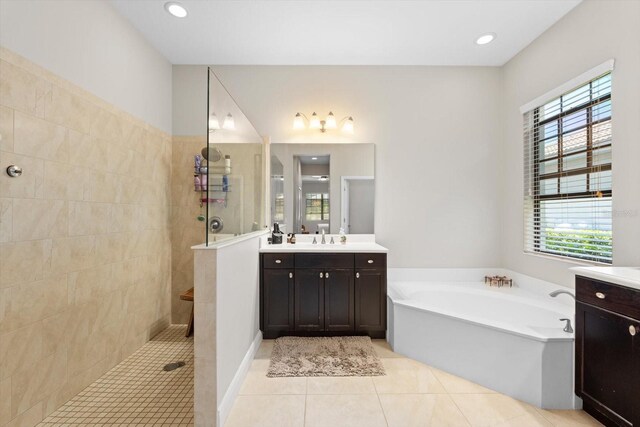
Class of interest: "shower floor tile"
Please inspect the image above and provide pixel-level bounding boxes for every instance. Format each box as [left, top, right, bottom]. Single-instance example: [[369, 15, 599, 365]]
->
[[39, 325, 193, 426]]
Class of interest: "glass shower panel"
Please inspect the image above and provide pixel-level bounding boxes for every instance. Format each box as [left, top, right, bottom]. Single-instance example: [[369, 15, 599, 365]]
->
[[204, 68, 264, 246]]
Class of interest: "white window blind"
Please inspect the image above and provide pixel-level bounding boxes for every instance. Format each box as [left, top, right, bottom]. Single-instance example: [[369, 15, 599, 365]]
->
[[523, 72, 612, 264]]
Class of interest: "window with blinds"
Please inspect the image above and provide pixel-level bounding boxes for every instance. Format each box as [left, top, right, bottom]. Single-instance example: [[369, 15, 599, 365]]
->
[[305, 193, 329, 221], [523, 72, 612, 263]]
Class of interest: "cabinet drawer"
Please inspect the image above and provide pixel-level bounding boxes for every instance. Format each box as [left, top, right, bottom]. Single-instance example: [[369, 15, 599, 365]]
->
[[576, 276, 640, 319], [263, 253, 294, 269], [355, 253, 386, 269], [295, 253, 354, 269]]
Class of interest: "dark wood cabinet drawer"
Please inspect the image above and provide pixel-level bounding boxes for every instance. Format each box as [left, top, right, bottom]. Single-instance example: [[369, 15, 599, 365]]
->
[[576, 276, 640, 319], [295, 253, 354, 269], [355, 253, 386, 269], [263, 253, 294, 269]]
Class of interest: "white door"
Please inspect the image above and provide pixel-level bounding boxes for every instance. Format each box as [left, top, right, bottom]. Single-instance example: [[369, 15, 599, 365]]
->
[[341, 176, 374, 234]]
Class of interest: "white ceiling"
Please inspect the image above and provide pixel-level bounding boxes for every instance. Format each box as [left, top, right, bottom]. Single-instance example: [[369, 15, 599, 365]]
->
[[110, 0, 581, 66]]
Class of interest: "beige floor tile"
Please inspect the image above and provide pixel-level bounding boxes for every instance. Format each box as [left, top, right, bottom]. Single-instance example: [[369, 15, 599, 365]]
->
[[373, 358, 447, 394], [380, 393, 470, 427], [37, 325, 192, 427], [431, 367, 496, 394], [307, 376, 376, 395], [255, 339, 274, 359], [535, 409, 603, 426], [451, 394, 537, 427], [239, 359, 307, 395], [493, 411, 553, 427], [305, 394, 387, 427], [372, 339, 402, 358], [224, 395, 305, 427]]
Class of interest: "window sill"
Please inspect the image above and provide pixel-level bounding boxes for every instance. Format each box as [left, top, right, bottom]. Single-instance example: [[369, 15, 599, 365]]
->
[[523, 250, 612, 267]]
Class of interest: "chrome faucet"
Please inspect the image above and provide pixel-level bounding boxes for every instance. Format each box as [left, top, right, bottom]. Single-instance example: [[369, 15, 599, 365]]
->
[[549, 290, 575, 300], [321, 229, 326, 244], [559, 318, 574, 333]]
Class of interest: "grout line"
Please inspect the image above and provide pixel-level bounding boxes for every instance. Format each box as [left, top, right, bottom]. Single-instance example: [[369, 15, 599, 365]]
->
[[373, 381, 390, 427], [303, 392, 308, 427], [447, 392, 474, 427]]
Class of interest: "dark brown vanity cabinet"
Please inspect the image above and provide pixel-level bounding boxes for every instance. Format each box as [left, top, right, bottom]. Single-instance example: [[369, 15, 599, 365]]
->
[[355, 254, 387, 335], [260, 252, 386, 339], [294, 268, 325, 331], [261, 254, 295, 336], [323, 268, 355, 332], [575, 276, 640, 427]]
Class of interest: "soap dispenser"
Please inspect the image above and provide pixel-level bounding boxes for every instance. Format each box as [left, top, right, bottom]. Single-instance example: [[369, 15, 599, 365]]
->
[[339, 227, 347, 244], [272, 223, 283, 244]]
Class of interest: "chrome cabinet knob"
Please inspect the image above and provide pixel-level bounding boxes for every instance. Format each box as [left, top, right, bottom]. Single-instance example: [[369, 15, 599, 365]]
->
[[356, 272, 360, 279], [275, 259, 282, 264], [289, 272, 293, 279], [320, 272, 323, 279], [325, 272, 329, 279], [630, 325, 637, 336], [595, 292, 606, 299], [368, 259, 374, 264]]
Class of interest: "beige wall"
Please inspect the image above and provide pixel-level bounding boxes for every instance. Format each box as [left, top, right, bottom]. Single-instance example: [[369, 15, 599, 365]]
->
[[174, 65, 504, 268], [0, 48, 172, 426], [501, 0, 640, 287], [0, 0, 172, 133]]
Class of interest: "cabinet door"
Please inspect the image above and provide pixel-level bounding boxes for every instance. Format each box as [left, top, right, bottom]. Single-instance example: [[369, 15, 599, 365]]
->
[[295, 269, 324, 331], [263, 269, 294, 337], [355, 269, 386, 333], [576, 302, 637, 427], [324, 269, 355, 332]]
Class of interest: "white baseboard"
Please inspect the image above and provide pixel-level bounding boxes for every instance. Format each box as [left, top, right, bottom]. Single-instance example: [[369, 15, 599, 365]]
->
[[217, 331, 263, 427]]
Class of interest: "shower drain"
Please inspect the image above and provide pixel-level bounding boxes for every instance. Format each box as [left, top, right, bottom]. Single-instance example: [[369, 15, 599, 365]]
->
[[163, 361, 186, 371]]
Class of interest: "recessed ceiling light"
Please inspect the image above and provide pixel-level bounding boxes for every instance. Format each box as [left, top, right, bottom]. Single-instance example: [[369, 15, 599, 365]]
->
[[164, 2, 187, 18], [311, 157, 318, 160], [476, 33, 496, 45]]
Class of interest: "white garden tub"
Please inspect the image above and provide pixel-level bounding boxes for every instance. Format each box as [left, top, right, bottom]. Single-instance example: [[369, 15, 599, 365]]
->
[[388, 269, 579, 409]]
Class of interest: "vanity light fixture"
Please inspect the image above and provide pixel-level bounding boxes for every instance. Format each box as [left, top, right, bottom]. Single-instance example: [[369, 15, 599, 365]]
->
[[325, 112, 337, 129], [222, 113, 235, 130], [476, 33, 496, 45], [209, 113, 235, 132], [309, 112, 321, 129], [293, 111, 355, 133], [342, 116, 354, 134], [164, 2, 188, 18], [208, 113, 220, 131], [293, 113, 306, 129]]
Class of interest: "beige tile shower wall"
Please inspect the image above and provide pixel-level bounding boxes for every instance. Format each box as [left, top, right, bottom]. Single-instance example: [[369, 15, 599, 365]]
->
[[0, 48, 172, 427], [170, 138, 265, 324], [171, 136, 207, 325]]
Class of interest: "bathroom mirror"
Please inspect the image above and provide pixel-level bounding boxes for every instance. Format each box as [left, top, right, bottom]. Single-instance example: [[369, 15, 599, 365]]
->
[[270, 143, 375, 234]]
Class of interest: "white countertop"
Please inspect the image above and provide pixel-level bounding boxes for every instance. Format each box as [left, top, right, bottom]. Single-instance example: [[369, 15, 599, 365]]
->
[[259, 234, 388, 253], [570, 266, 640, 291], [260, 242, 388, 253]]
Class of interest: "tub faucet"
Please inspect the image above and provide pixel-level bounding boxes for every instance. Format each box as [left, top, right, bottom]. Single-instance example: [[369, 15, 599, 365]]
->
[[549, 290, 575, 300], [321, 229, 326, 244], [559, 318, 574, 333]]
